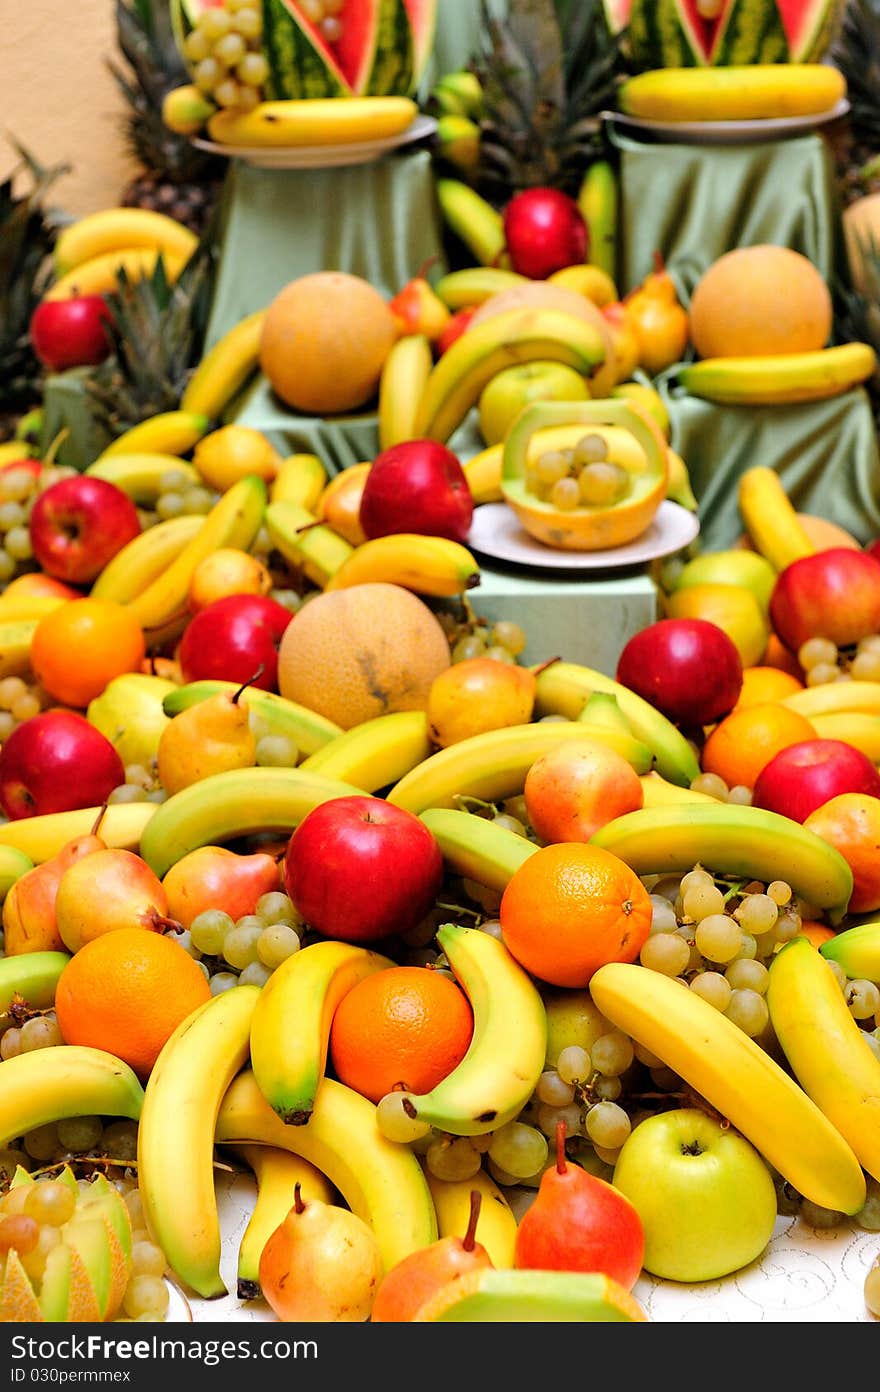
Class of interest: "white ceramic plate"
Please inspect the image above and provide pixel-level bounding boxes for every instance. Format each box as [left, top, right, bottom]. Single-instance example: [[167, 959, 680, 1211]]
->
[[467, 500, 700, 571], [603, 97, 849, 145], [192, 113, 437, 168]]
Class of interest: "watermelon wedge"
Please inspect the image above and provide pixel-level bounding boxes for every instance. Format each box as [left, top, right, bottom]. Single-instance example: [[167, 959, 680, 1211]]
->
[[263, 0, 432, 99], [628, 0, 841, 68]]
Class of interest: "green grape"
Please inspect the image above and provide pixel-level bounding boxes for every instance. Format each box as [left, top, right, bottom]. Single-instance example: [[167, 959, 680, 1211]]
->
[[572, 433, 608, 466], [487, 1122, 548, 1179], [639, 931, 689, 976], [237, 51, 269, 85], [223, 923, 262, 969], [256, 924, 301, 969], [190, 909, 235, 956], [238, 961, 272, 988], [130, 1239, 167, 1278], [209, 971, 240, 995], [689, 772, 729, 801], [724, 987, 769, 1037], [102, 1120, 139, 1161], [534, 1070, 575, 1108], [213, 31, 247, 66], [0, 1028, 22, 1060], [590, 1032, 633, 1077], [556, 1045, 590, 1085], [451, 634, 485, 663], [695, 913, 742, 963], [689, 970, 732, 1011], [682, 881, 725, 921], [19, 1015, 63, 1052], [56, 1116, 103, 1153], [375, 1092, 431, 1143], [122, 1275, 170, 1320], [425, 1136, 482, 1182], [491, 621, 526, 657], [256, 891, 298, 926], [846, 979, 880, 1020], [23, 1181, 76, 1227]]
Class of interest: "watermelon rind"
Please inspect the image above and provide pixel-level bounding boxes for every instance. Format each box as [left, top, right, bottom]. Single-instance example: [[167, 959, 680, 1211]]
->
[[262, 0, 355, 98], [627, 0, 838, 68], [402, 0, 438, 87], [262, 0, 422, 98], [776, 0, 845, 61], [713, 0, 788, 64], [358, 0, 414, 97]]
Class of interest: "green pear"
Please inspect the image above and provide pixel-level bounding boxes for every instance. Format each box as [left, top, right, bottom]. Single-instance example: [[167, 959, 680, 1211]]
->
[[87, 672, 177, 768], [669, 548, 778, 618]]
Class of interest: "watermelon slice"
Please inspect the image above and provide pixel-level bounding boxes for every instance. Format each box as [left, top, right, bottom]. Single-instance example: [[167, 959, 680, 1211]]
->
[[401, 0, 438, 88], [629, 0, 839, 68], [263, 0, 417, 99]]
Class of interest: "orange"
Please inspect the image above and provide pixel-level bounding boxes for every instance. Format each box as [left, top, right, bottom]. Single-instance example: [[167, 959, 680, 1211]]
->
[[793, 922, 837, 949], [499, 842, 652, 989], [700, 702, 816, 791], [803, 793, 880, 914], [328, 965, 473, 1104], [761, 632, 805, 682], [734, 665, 804, 711], [30, 598, 145, 709], [54, 926, 211, 1077]]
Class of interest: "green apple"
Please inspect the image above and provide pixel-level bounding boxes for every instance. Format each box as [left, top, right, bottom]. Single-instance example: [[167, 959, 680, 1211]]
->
[[477, 361, 590, 447], [670, 548, 778, 617], [86, 672, 177, 768], [611, 1108, 778, 1282]]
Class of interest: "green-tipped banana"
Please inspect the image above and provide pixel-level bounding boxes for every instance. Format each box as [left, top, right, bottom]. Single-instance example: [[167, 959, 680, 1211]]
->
[[250, 940, 395, 1125], [0, 950, 70, 1014], [215, 1071, 438, 1275], [435, 114, 481, 174], [137, 984, 259, 1299], [577, 158, 618, 281], [0, 844, 34, 900], [162, 681, 342, 759], [414, 1268, 648, 1322], [84, 452, 200, 504], [264, 499, 354, 588], [222, 1143, 335, 1300], [433, 266, 529, 310], [431, 69, 484, 120], [434, 178, 506, 269], [403, 923, 547, 1137], [0, 1046, 144, 1149], [138, 766, 364, 878], [590, 802, 854, 924], [297, 711, 433, 792], [386, 719, 651, 815], [533, 660, 703, 788], [418, 807, 537, 893], [820, 921, 880, 983], [90, 515, 204, 605]]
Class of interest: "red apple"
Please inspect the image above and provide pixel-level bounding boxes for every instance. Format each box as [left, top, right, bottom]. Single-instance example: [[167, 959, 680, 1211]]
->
[[436, 306, 478, 355], [178, 593, 294, 691], [615, 618, 743, 730], [751, 738, 880, 824], [769, 548, 880, 652], [358, 439, 474, 544], [29, 295, 112, 372], [283, 794, 444, 943], [502, 188, 589, 281], [0, 710, 125, 820], [28, 475, 141, 585]]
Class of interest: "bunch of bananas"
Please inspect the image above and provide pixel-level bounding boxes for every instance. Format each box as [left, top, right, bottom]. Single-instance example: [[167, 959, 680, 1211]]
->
[[46, 209, 200, 302]]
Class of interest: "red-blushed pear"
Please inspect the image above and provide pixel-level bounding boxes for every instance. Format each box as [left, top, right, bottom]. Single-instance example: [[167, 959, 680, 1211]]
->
[[29, 294, 112, 372], [502, 188, 588, 281], [751, 738, 880, 824], [0, 711, 125, 821], [769, 547, 880, 652], [615, 617, 743, 731], [54, 846, 181, 954], [1, 806, 109, 955], [178, 593, 293, 691], [28, 475, 141, 585], [388, 260, 451, 342], [370, 1190, 494, 1323], [436, 306, 478, 356], [161, 845, 280, 930], [283, 794, 444, 944], [258, 1182, 384, 1323], [358, 439, 473, 545], [513, 1120, 644, 1291]]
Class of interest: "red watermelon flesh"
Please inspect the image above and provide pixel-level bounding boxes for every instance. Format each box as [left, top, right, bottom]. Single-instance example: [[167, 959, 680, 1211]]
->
[[668, 0, 837, 62], [289, 0, 382, 92], [401, 0, 438, 85]]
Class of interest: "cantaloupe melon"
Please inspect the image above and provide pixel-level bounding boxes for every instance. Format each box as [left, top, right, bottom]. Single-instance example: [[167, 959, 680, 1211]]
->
[[688, 245, 832, 359], [276, 583, 451, 729]]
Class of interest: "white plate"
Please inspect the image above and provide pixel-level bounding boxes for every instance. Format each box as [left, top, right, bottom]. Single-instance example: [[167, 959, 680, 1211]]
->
[[603, 97, 849, 145], [467, 500, 700, 571], [192, 113, 437, 169]]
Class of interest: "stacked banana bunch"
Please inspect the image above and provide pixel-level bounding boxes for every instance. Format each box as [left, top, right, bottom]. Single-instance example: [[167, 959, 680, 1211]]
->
[[44, 208, 199, 302]]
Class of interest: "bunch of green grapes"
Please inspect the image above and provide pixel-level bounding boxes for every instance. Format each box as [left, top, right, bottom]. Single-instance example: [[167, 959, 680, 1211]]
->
[[0, 675, 52, 748], [525, 433, 631, 513], [187, 890, 303, 991], [797, 634, 880, 686], [182, 0, 270, 112], [150, 468, 219, 526]]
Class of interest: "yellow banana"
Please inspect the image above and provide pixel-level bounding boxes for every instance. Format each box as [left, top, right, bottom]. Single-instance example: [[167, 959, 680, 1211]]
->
[[207, 96, 418, 147], [0, 619, 37, 679], [548, 263, 619, 307], [0, 844, 36, 902], [386, 720, 653, 816], [576, 158, 618, 282], [0, 443, 36, 467], [138, 766, 365, 878], [180, 310, 267, 422], [0, 950, 69, 1013], [680, 344, 877, 407], [821, 921, 880, 983], [222, 1143, 336, 1300], [638, 770, 716, 808], [413, 308, 607, 444], [0, 594, 68, 623], [736, 464, 820, 571], [809, 710, 880, 761], [45, 246, 190, 301], [99, 410, 210, 459], [249, 940, 395, 1126], [782, 680, 880, 719], [590, 802, 854, 924], [433, 267, 529, 310], [404, 923, 547, 1137], [768, 935, 880, 1183], [264, 500, 354, 589], [269, 453, 328, 510], [322, 533, 482, 598], [163, 680, 342, 759], [434, 179, 507, 270], [0, 802, 156, 865], [378, 333, 434, 451], [298, 710, 433, 792], [90, 515, 204, 604], [589, 961, 866, 1216], [54, 207, 198, 277], [124, 473, 266, 636], [418, 806, 538, 893], [618, 63, 847, 122], [137, 984, 260, 1299], [463, 444, 504, 504], [533, 660, 702, 787], [423, 1165, 518, 1269], [215, 1070, 438, 1274], [0, 1045, 144, 1150], [85, 452, 201, 504]]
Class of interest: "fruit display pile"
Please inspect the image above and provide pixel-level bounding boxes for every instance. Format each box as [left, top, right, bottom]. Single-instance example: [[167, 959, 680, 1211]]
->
[[2, 0, 880, 1329]]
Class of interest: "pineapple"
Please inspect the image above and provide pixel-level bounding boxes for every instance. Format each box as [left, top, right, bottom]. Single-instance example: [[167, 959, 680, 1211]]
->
[[109, 0, 225, 234], [828, 0, 880, 206], [466, 0, 627, 205]]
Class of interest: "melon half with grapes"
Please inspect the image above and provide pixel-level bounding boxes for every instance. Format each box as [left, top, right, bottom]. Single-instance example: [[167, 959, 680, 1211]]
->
[[500, 399, 669, 552]]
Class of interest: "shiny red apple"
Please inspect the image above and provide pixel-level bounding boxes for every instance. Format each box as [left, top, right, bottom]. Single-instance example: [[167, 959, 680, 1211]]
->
[[751, 738, 880, 824], [502, 188, 589, 281], [178, 593, 294, 691], [0, 710, 125, 820], [615, 618, 743, 730], [769, 548, 880, 652], [283, 794, 444, 943], [29, 295, 112, 372], [28, 475, 141, 585], [358, 439, 474, 544]]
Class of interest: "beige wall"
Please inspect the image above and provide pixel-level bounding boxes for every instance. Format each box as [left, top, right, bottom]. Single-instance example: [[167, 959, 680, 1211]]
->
[[2, 0, 138, 217]]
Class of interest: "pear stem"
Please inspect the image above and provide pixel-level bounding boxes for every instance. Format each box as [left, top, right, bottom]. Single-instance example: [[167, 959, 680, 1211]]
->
[[90, 802, 109, 838], [149, 912, 185, 935], [233, 665, 264, 704], [652, 249, 666, 277], [555, 1119, 568, 1175], [293, 1182, 305, 1216], [414, 253, 441, 282], [532, 656, 562, 679], [462, 1189, 482, 1251]]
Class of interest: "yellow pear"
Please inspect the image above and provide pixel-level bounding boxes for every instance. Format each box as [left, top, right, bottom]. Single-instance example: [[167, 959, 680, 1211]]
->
[[156, 680, 257, 795]]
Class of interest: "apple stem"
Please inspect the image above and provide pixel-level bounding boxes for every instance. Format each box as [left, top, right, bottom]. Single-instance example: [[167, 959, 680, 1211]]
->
[[555, 1118, 568, 1175], [233, 666, 264, 704], [293, 1182, 305, 1216], [462, 1189, 482, 1251]]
